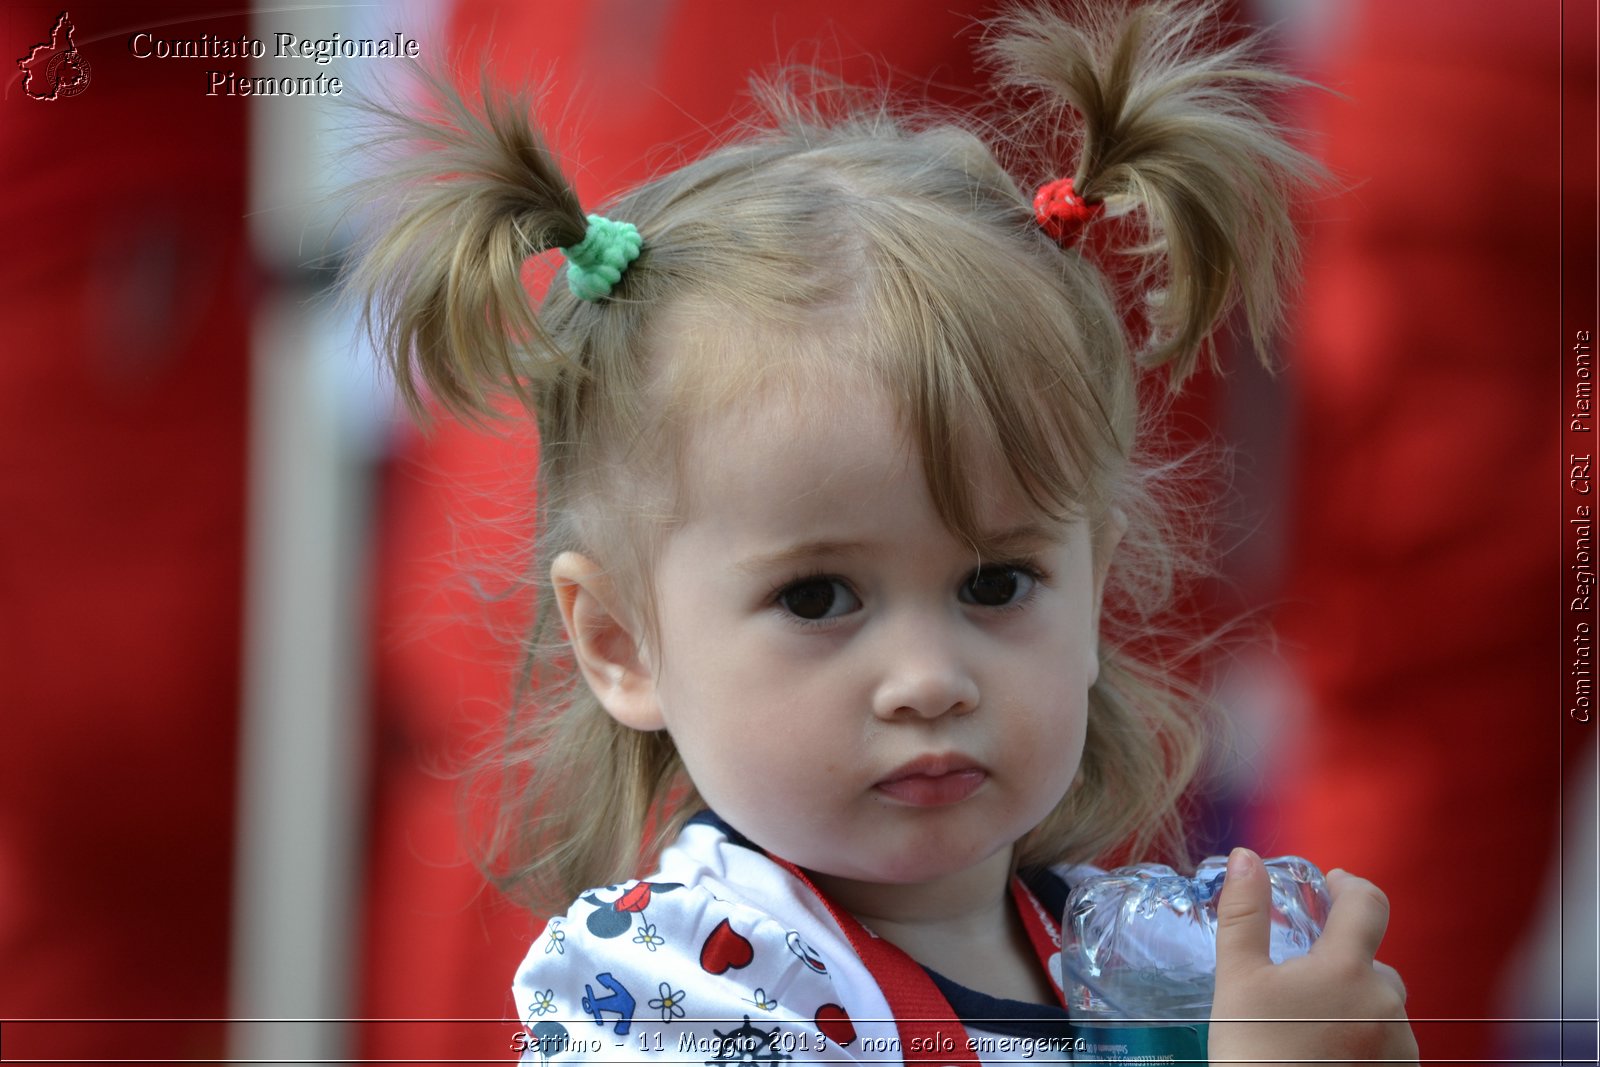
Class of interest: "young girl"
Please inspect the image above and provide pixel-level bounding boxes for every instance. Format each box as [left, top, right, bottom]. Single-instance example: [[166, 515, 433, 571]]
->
[[348, 1, 1417, 1061]]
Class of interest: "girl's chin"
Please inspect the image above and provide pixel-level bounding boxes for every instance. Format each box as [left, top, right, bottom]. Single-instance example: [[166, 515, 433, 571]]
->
[[739, 812, 1026, 886], [802, 838, 1019, 889]]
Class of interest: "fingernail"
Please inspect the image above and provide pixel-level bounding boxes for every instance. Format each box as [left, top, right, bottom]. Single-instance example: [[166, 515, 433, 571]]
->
[[1227, 846, 1254, 878], [1327, 867, 1348, 882]]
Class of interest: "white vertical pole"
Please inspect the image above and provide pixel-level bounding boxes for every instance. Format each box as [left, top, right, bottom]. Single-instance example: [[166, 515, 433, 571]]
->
[[231, 292, 371, 1063], [230, 3, 376, 1061]]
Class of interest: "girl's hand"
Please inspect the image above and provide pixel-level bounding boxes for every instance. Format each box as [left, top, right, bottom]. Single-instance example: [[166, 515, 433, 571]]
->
[[1208, 847, 1419, 1066]]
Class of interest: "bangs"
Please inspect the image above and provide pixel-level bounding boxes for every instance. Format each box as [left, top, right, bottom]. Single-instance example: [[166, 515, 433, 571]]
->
[[857, 201, 1130, 551], [644, 193, 1131, 556], [630, 121, 1134, 555]]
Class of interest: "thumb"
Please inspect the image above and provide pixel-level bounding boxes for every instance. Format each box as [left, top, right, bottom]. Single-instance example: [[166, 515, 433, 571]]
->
[[1213, 847, 1271, 977]]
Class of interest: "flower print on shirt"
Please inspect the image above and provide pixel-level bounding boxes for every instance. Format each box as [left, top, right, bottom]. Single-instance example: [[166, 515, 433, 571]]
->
[[649, 981, 687, 1023], [633, 921, 666, 952], [744, 987, 779, 1012]]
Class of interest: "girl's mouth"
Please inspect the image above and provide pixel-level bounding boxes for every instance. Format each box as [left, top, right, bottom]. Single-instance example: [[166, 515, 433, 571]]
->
[[874, 756, 987, 807]]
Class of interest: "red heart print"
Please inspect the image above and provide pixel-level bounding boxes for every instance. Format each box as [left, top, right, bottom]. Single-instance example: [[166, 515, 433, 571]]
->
[[615, 882, 653, 913], [699, 919, 754, 974], [814, 1003, 855, 1047]]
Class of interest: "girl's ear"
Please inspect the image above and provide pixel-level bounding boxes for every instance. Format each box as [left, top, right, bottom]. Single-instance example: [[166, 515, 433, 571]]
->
[[550, 551, 666, 732]]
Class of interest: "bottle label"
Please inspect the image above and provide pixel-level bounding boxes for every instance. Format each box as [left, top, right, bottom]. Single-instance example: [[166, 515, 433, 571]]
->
[[1070, 1022, 1209, 1064]]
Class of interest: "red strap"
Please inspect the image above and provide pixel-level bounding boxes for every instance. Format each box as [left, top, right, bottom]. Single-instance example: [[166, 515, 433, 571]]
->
[[771, 857, 981, 1065], [1009, 878, 1070, 1011]]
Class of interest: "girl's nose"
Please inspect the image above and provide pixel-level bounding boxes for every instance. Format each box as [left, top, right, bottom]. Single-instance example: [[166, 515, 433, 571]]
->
[[869, 617, 980, 721]]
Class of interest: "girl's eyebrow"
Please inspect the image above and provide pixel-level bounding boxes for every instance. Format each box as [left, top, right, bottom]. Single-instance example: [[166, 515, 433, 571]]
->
[[734, 539, 869, 576], [968, 522, 1065, 558], [734, 523, 1065, 576]]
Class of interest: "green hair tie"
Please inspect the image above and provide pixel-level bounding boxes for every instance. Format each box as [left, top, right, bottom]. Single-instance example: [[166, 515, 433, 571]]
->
[[560, 214, 642, 302]]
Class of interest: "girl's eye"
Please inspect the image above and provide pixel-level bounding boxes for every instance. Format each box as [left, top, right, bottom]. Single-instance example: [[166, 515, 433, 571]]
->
[[959, 565, 1037, 608], [777, 577, 861, 622]]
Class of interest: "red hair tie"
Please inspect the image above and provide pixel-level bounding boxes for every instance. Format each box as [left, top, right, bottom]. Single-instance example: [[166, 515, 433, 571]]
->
[[1033, 177, 1103, 246]]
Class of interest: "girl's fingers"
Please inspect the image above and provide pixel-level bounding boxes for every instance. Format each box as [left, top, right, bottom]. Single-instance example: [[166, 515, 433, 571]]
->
[[1314, 870, 1391, 963], [1213, 847, 1272, 976]]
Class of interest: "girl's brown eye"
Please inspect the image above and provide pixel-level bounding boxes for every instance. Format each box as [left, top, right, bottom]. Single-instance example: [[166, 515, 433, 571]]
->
[[779, 578, 859, 621], [960, 566, 1034, 607]]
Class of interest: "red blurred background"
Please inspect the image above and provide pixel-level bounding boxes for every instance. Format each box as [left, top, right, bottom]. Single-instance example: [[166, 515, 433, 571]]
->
[[2, 1, 1593, 1063]]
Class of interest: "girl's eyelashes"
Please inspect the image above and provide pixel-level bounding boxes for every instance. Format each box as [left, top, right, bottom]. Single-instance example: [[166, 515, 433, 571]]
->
[[771, 573, 862, 624], [768, 560, 1049, 626], [958, 562, 1046, 610]]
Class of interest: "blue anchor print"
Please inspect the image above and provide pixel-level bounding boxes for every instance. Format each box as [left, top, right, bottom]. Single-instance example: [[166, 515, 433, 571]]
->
[[581, 971, 636, 1036]]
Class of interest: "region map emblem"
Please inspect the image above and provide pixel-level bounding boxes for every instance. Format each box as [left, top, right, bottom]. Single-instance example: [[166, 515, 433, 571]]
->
[[17, 11, 92, 100]]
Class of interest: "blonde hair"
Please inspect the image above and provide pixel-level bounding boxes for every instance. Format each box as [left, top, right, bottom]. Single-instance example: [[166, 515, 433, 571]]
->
[[345, 0, 1317, 911]]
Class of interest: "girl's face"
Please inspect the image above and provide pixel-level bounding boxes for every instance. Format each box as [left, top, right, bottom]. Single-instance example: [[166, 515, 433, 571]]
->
[[570, 367, 1114, 895]]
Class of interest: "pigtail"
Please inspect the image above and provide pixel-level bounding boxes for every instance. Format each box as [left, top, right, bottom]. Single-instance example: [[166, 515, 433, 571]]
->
[[987, 0, 1318, 384], [342, 67, 590, 421]]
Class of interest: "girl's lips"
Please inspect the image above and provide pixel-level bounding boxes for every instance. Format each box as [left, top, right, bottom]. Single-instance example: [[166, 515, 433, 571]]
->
[[874, 756, 987, 807]]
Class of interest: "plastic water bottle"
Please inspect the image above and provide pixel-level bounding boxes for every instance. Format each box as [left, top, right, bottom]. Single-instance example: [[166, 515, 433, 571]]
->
[[1061, 855, 1331, 1064]]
